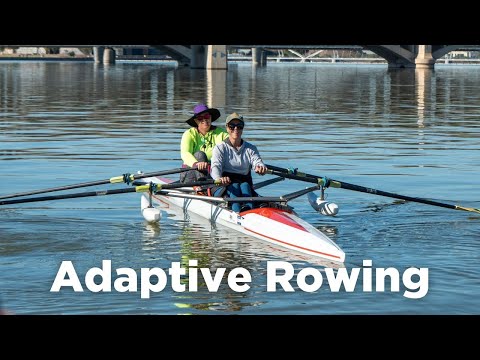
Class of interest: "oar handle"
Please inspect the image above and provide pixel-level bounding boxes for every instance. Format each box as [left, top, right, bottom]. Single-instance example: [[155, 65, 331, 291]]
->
[[267, 164, 309, 177], [267, 169, 330, 187], [109, 167, 199, 185]]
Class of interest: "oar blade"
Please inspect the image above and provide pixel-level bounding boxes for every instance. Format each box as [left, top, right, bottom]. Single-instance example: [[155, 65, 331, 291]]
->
[[455, 205, 480, 214]]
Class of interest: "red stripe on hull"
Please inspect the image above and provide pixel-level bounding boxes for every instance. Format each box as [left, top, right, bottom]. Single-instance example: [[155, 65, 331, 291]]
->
[[150, 187, 343, 261], [244, 227, 342, 260], [241, 208, 342, 260], [240, 208, 306, 232]]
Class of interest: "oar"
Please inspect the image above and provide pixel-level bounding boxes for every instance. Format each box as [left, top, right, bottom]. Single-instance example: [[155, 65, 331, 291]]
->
[[253, 176, 285, 190], [0, 167, 195, 201], [266, 164, 480, 214], [156, 190, 283, 203], [281, 185, 321, 202], [0, 179, 220, 206], [155, 185, 319, 204]]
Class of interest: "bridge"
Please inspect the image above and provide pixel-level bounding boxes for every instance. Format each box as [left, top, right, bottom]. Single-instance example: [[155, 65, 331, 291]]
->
[[125, 45, 480, 69], [4, 45, 479, 69]]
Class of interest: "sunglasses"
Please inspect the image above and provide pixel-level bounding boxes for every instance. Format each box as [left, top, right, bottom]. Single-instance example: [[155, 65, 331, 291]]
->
[[196, 113, 211, 121], [228, 123, 244, 130]]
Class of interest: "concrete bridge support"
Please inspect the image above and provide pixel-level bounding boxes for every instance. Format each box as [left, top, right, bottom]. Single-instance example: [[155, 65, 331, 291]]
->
[[93, 46, 105, 63], [252, 47, 267, 67], [103, 47, 116, 64], [365, 45, 437, 69], [415, 45, 435, 69], [206, 45, 228, 70], [94, 46, 115, 64], [190, 45, 228, 69]]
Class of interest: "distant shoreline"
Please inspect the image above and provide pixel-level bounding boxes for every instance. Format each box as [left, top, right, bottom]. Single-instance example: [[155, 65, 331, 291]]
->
[[0, 55, 177, 63], [0, 56, 93, 62]]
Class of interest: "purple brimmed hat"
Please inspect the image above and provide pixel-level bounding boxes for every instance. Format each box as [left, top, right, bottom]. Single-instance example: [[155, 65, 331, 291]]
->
[[186, 104, 221, 127]]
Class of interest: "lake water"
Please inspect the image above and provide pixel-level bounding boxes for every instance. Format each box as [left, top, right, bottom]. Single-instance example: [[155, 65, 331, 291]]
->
[[0, 61, 479, 314]]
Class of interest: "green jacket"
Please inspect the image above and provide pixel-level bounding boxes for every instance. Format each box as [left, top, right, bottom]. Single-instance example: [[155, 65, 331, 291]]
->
[[180, 127, 228, 167]]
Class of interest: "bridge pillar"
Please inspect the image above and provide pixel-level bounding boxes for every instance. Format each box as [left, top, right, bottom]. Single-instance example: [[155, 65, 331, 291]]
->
[[103, 47, 116, 64], [206, 45, 228, 70], [93, 46, 105, 63], [191, 45, 207, 69], [415, 45, 435, 69], [252, 47, 266, 67]]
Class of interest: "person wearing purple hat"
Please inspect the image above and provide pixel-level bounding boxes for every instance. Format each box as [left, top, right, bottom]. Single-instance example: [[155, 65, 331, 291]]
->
[[180, 103, 228, 183]]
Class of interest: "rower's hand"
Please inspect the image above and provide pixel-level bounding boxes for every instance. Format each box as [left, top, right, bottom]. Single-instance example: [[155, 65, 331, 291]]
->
[[255, 165, 268, 175], [195, 162, 209, 171], [217, 176, 231, 185]]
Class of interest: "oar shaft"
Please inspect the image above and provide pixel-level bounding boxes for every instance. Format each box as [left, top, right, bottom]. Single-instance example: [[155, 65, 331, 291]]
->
[[329, 180, 458, 210], [271, 169, 456, 209], [224, 197, 284, 203], [0, 179, 221, 206], [0, 187, 139, 205], [155, 191, 226, 202], [156, 179, 218, 190], [253, 176, 285, 190], [266, 164, 480, 214], [154, 190, 283, 203], [0, 167, 193, 200], [282, 185, 321, 202]]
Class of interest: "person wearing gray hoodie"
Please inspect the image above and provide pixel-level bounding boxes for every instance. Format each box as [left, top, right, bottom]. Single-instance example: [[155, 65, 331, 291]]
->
[[210, 112, 267, 213]]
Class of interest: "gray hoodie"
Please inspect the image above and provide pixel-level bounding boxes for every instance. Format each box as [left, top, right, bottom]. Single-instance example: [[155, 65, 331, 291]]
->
[[210, 139, 265, 180]]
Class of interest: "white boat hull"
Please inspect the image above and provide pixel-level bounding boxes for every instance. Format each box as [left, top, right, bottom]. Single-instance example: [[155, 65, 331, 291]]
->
[[140, 177, 345, 263]]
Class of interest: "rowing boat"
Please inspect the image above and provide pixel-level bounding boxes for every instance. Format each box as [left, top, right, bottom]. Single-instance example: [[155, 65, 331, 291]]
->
[[138, 176, 346, 263], [1, 164, 476, 265], [151, 194, 345, 269]]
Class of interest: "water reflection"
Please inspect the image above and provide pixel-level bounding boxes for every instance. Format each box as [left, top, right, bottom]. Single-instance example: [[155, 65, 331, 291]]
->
[[173, 298, 265, 314], [415, 67, 436, 127], [207, 69, 226, 110], [141, 222, 162, 251], [146, 203, 259, 313], [2, 62, 480, 135], [138, 199, 344, 313]]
